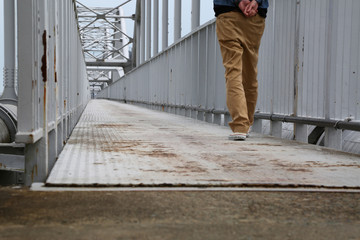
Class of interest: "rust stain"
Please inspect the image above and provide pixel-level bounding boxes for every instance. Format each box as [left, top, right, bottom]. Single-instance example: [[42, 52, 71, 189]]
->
[[146, 150, 177, 158], [31, 165, 38, 182], [162, 106, 165, 111], [41, 30, 47, 82], [0, 163, 2, 168], [29, 134, 34, 143], [99, 140, 178, 159], [64, 100, 67, 109]]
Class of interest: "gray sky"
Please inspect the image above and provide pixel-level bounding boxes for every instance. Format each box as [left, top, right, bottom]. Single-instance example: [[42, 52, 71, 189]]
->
[[0, 0, 214, 93]]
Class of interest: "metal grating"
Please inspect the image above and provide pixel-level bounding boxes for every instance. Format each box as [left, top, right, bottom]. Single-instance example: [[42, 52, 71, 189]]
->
[[46, 100, 360, 188]]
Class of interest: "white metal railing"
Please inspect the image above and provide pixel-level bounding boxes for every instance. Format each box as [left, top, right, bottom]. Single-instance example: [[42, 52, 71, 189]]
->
[[97, 0, 360, 153], [16, 0, 90, 185]]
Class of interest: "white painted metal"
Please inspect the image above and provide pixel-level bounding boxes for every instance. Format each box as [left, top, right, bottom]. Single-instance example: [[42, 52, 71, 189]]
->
[[191, 0, 200, 30], [140, 0, 145, 63], [46, 100, 360, 188], [162, 0, 169, 50], [16, 0, 90, 185], [146, 0, 152, 60], [174, 0, 182, 41], [1, 0, 17, 103], [153, 0, 159, 55], [76, 1, 133, 95]]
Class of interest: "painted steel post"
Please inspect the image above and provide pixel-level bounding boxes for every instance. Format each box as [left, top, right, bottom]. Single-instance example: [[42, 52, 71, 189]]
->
[[252, 118, 263, 133], [2, 0, 17, 104], [162, 0, 168, 50], [153, 0, 159, 55], [174, 0, 181, 41], [324, 0, 342, 150], [140, 0, 145, 63], [146, 0, 152, 60], [191, 0, 200, 30], [295, 124, 308, 143], [293, 0, 307, 143], [271, 121, 282, 138], [135, 0, 141, 66]]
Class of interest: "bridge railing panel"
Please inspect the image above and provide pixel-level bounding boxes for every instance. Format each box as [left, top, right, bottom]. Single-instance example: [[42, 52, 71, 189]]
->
[[16, 0, 90, 185]]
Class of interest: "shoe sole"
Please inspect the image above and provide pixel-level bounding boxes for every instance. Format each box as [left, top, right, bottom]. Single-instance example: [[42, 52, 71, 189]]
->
[[228, 135, 246, 141]]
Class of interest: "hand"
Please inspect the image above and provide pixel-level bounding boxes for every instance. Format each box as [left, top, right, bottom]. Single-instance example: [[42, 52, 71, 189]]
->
[[244, 0, 259, 17], [238, 0, 251, 14]]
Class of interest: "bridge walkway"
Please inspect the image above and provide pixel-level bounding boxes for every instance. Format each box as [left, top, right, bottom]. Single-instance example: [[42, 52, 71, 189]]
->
[[45, 100, 360, 189]]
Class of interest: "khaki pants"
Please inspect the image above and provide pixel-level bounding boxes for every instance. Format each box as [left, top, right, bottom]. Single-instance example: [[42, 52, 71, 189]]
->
[[216, 11, 265, 133]]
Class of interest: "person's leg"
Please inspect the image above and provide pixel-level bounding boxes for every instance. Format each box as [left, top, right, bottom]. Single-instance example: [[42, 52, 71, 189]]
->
[[241, 15, 265, 126], [216, 11, 249, 134]]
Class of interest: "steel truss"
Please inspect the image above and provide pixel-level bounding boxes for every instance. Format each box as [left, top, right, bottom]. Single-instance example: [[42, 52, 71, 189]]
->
[[76, 0, 135, 97]]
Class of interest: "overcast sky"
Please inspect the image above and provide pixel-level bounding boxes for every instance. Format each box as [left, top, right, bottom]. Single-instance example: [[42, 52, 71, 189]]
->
[[0, 0, 214, 94]]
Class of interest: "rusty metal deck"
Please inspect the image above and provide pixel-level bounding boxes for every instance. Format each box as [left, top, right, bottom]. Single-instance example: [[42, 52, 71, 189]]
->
[[46, 100, 360, 188]]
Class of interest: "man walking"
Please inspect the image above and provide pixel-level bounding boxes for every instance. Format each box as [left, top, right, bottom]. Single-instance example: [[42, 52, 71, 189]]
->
[[214, 0, 269, 140]]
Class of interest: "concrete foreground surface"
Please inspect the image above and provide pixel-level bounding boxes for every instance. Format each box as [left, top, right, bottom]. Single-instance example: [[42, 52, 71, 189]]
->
[[0, 187, 359, 240]]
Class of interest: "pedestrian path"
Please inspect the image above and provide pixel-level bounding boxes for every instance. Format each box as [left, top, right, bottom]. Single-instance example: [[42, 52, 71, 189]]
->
[[46, 100, 360, 189]]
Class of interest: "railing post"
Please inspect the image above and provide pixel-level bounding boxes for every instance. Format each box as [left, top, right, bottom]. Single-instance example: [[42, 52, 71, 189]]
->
[[135, 0, 141, 66], [140, 0, 145, 63], [295, 124, 308, 143], [191, 0, 200, 30], [324, 0, 342, 150], [162, 0, 168, 50], [271, 121, 282, 138], [153, 0, 159, 55], [325, 128, 343, 150], [252, 119, 263, 133], [146, 0, 152, 60], [174, 0, 181, 41]]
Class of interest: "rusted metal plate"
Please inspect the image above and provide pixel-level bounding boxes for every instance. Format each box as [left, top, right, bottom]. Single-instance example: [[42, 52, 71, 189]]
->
[[46, 100, 360, 188]]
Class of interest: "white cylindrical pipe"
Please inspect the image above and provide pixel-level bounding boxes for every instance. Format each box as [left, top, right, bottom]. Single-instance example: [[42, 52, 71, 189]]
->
[[191, 0, 200, 30], [140, 0, 145, 63], [174, 0, 181, 41], [162, 0, 168, 50], [146, 0, 152, 60], [153, 0, 159, 55], [2, 0, 17, 102]]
